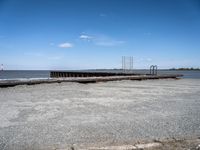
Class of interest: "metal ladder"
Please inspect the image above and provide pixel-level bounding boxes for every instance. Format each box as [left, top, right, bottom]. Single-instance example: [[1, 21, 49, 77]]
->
[[150, 65, 157, 75]]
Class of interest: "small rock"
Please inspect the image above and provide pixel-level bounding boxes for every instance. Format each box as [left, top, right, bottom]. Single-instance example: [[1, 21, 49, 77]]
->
[[196, 144, 200, 150]]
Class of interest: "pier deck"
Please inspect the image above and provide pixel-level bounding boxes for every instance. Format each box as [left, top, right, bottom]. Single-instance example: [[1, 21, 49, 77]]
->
[[0, 72, 183, 88]]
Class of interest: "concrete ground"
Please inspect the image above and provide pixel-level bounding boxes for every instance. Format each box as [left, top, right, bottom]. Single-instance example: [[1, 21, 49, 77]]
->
[[0, 79, 200, 149]]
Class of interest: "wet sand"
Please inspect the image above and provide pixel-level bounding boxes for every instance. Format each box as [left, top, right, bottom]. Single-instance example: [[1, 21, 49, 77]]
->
[[0, 79, 200, 149]]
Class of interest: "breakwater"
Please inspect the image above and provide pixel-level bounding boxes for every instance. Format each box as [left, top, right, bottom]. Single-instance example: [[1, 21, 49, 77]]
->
[[0, 71, 183, 88]]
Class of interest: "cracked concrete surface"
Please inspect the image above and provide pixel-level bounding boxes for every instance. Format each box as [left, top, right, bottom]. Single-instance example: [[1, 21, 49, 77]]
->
[[0, 79, 200, 149]]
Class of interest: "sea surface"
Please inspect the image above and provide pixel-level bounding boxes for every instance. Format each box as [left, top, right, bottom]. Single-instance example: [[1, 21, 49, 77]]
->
[[0, 70, 200, 80]]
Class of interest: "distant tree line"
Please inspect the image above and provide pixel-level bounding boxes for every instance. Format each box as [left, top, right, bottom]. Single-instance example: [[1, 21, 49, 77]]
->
[[170, 67, 200, 70]]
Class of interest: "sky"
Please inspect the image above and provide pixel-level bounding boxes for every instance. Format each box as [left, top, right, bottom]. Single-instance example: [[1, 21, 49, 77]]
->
[[0, 0, 200, 70]]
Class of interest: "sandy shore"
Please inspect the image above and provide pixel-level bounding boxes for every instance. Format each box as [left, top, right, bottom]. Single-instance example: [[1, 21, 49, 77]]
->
[[0, 79, 200, 149]]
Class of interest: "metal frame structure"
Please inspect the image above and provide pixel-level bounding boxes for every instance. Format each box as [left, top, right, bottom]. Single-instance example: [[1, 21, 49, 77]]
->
[[0, 64, 3, 71], [122, 56, 133, 73]]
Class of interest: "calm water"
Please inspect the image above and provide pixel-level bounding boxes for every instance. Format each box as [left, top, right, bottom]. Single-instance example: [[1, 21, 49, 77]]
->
[[0, 70, 200, 80], [0, 70, 50, 80]]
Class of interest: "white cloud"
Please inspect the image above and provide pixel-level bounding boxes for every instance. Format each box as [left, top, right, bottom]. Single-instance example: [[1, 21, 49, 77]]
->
[[58, 42, 73, 48], [79, 34, 93, 41]]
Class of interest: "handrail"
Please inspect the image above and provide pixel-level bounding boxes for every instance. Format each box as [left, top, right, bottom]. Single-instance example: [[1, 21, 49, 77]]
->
[[150, 65, 158, 75]]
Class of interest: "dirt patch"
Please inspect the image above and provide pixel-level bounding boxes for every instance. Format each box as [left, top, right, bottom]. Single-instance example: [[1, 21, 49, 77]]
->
[[79, 137, 200, 150]]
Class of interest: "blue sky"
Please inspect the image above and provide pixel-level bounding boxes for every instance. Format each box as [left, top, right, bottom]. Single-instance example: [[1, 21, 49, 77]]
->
[[0, 0, 200, 70]]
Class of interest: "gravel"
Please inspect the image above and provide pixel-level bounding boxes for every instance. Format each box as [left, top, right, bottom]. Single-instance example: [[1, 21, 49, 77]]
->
[[0, 79, 200, 149]]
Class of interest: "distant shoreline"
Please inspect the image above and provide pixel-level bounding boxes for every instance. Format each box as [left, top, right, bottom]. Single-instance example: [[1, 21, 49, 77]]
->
[[170, 68, 200, 71]]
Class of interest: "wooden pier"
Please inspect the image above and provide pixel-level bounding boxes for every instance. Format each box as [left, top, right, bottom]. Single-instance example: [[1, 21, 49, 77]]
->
[[50, 71, 140, 78], [0, 71, 183, 88]]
